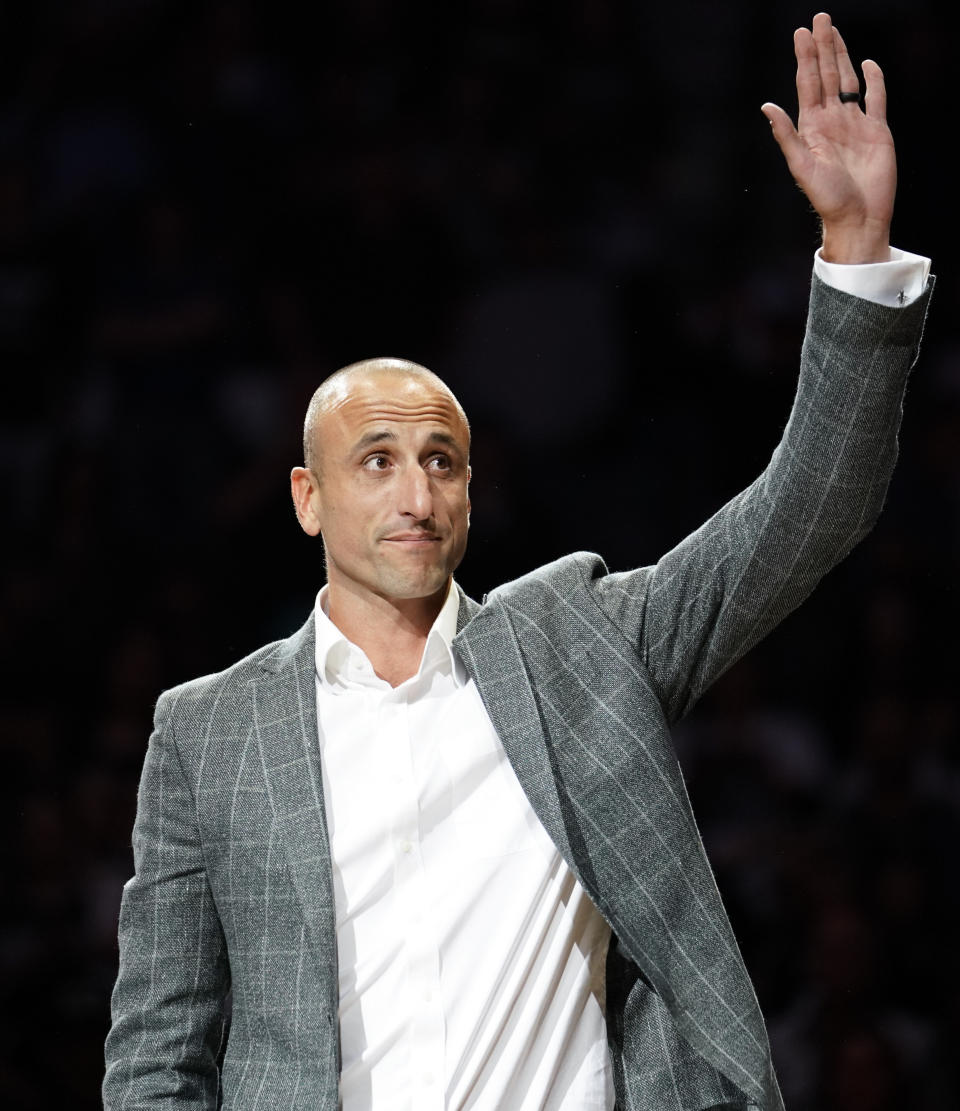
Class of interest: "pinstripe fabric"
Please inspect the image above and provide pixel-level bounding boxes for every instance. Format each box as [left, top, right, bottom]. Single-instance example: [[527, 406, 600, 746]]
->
[[104, 277, 931, 1110]]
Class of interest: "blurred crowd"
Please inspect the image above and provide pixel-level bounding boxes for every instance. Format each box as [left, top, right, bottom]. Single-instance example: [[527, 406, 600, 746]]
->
[[2, 1, 958, 1107]]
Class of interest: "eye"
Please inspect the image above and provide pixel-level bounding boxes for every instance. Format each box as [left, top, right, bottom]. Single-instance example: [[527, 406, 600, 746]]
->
[[362, 453, 390, 471], [427, 454, 452, 472]]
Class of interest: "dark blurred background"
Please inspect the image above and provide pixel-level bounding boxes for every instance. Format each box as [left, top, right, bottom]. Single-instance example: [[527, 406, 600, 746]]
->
[[1, 1, 957, 1107]]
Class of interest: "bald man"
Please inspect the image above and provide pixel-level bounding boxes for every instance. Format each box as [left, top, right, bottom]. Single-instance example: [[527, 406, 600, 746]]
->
[[104, 15, 932, 1111], [289, 358, 473, 688]]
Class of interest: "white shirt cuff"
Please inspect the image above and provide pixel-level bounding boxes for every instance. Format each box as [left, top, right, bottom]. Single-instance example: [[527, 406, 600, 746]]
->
[[814, 247, 931, 308]]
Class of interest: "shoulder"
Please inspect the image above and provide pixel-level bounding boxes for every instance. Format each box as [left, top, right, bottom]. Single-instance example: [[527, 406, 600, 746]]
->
[[483, 551, 608, 611], [459, 552, 656, 655], [457, 553, 659, 694], [482, 551, 655, 612], [155, 615, 314, 729]]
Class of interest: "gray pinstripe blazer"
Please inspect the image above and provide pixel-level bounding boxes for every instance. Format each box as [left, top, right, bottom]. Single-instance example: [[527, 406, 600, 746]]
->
[[104, 278, 931, 1110]]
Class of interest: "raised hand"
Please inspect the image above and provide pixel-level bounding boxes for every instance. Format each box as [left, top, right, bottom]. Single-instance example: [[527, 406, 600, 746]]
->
[[762, 11, 895, 263]]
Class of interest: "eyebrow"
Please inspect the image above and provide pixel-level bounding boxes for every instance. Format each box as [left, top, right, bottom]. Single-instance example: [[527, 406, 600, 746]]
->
[[352, 429, 463, 454], [424, 431, 461, 452], [353, 430, 398, 452]]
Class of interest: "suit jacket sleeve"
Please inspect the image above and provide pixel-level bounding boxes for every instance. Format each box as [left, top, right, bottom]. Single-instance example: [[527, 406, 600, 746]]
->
[[103, 689, 229, 1109], [594, 275, 932, 723]]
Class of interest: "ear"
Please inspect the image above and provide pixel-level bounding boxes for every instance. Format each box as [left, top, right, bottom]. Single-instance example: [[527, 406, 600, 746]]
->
[[290, 466, 323, 536], [466, 464, 472, 525]]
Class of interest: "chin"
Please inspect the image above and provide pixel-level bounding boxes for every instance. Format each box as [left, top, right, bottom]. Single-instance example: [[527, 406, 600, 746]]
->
[[388, 574, 450, 601]]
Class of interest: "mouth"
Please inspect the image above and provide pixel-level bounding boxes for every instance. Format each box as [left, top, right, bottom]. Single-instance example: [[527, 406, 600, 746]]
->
[[382, 534, 442, 547]]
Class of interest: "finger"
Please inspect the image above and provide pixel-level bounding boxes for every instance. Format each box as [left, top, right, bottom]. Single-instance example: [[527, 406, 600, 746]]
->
[[812, 12, 840, 100], [862, 59, 887, 122], [833, 26, 860, 100], [794, 27, 824, 112]]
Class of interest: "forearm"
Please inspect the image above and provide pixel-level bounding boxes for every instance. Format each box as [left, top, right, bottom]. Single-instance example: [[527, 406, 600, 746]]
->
[[104, 881, 229, 1108], [638, 274, 932, 721], [103, 697, 229, 1109], [820, 216, 891, 264], [767, 274, 930, 542]]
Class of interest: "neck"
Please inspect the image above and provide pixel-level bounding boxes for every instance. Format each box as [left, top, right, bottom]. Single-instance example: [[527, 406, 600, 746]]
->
[[325, 580, 450, 687]]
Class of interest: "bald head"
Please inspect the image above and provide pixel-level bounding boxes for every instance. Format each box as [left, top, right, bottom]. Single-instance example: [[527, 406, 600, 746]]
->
[[303, 357, 469, 475]]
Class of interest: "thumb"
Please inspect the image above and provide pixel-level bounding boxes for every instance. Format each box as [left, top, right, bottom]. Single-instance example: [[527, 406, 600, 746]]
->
[[761, 102, 810, 176]]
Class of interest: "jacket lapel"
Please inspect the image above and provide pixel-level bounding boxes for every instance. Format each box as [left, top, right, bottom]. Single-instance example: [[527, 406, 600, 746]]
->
[[248, 615, 339, 982], [246, 588, 494, 970], [454, 600, 578, 869], [455, 585, 775, 1107]]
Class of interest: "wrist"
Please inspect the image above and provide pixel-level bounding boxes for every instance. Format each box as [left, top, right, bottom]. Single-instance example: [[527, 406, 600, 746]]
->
[[820, 218, 891, 264]]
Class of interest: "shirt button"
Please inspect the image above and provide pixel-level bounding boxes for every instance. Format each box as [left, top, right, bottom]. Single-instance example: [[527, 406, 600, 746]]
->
[[399, 839, 412, 854]]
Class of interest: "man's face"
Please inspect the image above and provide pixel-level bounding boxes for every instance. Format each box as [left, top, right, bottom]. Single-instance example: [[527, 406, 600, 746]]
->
[[296, 369, 471, 609]]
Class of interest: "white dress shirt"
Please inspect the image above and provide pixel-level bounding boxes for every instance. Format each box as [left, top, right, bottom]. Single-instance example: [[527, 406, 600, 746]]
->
[[314, 582, 614, 1111], [313, 247, 932, 1111]]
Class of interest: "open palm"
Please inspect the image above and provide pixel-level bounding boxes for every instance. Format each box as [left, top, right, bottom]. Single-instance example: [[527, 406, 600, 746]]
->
[[763, 12, 895, 263]]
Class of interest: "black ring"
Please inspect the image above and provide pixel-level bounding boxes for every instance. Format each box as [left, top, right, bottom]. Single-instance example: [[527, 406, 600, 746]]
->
[[838, 90, 861, 103]]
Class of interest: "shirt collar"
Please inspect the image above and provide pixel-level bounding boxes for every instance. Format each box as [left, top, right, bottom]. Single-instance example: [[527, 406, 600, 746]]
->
[[313, 579, 464, 692]]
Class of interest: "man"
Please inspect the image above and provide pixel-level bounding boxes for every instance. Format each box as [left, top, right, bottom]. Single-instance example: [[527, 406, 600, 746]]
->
[[104, 14, 932, 1111]]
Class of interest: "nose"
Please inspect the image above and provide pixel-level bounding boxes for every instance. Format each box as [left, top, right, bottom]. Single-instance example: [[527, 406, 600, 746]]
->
[[398, 464, 434, 522]]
